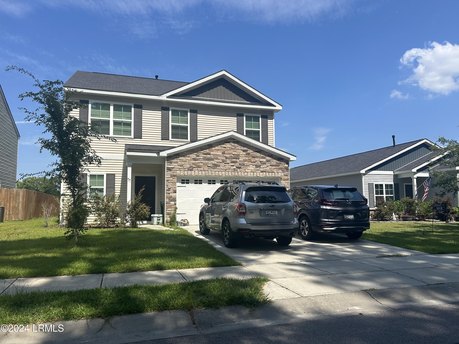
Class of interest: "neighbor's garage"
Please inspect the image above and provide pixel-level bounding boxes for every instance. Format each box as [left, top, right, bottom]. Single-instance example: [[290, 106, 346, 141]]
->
[[175, 177, 278, 225]]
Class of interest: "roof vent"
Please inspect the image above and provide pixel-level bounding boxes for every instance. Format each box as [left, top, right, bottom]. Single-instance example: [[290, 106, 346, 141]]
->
[[392, 135, 396, 147], [155, 75, 159, 80]]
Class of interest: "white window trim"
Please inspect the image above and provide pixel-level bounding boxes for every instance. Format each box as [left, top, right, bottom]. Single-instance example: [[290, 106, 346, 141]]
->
[[244, 114, 261, 142], [169, 108, 190, 141], [88, 173, 106, 196], [89, 101, 134, 138], [374, 183, 394, 204]]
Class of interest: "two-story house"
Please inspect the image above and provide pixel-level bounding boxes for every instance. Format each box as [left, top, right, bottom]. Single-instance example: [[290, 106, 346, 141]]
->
[[0, 85, 20, 188], [64, 70, 296, 224]]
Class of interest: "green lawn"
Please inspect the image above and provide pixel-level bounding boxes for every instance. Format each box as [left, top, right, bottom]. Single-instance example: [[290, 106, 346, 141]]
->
[[364, 221, 459, 254], [0, 278, 268, 324], [0, 218, 238, 278]]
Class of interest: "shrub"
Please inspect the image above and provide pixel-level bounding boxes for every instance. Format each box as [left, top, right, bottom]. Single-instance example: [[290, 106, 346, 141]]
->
[[90, 194, 121, 227], [169, 206, 177, 226], [416, 200, 434, 220], [125, 188, 150, 228], [372, 203, 392, 221], [432, 197, 453, 222], [400, 197, 417, 216]]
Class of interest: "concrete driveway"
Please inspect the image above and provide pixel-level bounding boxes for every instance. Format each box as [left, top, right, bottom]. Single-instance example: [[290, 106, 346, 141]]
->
[[185, 226, 459, 300]]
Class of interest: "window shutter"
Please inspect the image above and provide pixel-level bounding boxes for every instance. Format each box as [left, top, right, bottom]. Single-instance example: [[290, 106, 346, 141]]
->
[[394, 183, 400, 200], [236, 113, 244, 135], [106, 174, 115, 196], [261, 115, 268, 144], [133, 104, 142, 139], [190, 109, 198, 142], [79, 173, 88, 197], [368, 183, 374, 208], [79, 100, 89, 126], [161, 107, 170, 140]]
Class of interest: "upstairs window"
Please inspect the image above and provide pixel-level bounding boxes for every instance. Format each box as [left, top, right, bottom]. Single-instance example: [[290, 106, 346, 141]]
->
[[90, 102, 133, 137], [90, 103, 110, 135], [245, 115, 261, 141], [113, 104, 132, 136], [170, 109, 189, 140]]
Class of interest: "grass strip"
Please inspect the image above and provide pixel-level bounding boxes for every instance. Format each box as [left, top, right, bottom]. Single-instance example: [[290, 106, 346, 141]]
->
[[0, 278, 268, 324], [364, 221, 459, 254]]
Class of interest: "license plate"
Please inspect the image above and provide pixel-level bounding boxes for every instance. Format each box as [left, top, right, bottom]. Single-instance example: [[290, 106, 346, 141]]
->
[[264, 210, 279, 216], [344, 214, 354, 220]]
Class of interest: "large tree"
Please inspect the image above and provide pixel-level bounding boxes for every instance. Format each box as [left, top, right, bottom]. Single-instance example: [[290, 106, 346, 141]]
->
[[8, 66, 108, 241], [431, 137, 459, 196], [17, 176, 60, 196]]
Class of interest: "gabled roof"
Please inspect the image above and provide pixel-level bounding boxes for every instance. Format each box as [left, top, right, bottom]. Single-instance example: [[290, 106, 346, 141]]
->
[[64, 71, 187, 96], [0, 85, 20, 138], [160, 131, 296, 161], [291, 139, 434, 182], [163, 70, 282, 110], [395, 150, 445, 173], [64, 70, 281, 111]]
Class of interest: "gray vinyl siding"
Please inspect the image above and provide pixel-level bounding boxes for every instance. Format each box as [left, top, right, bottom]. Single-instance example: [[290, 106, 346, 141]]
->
[[0, 88, 19, 188], [176, 78, 269, 106], [362, 174, 394, 203], [290, 174, 363, 194], [371, 145, 432, 171]]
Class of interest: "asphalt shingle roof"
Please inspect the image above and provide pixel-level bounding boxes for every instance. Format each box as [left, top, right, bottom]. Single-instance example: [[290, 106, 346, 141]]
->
[[64, 71, 188, 96], [291, 139, 427, 181]]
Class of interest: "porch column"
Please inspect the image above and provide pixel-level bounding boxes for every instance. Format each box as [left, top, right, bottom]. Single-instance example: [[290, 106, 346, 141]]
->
[[412, 175, 417, 200], [127, 163, 132, 204]]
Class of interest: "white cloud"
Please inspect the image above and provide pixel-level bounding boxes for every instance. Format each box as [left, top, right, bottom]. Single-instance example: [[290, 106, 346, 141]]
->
[[310, 127, 331, 151], [5, 0, 357, 23], [390, 89, 409, 100], [0, 0, 32, 16], [214, 0, 355, 22], [15, 121, 33, 125], [400, 41, 459, 95]]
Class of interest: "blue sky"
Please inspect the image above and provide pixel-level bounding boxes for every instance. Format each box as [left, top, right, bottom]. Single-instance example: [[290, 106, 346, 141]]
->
[[1, 0, 458, 178]]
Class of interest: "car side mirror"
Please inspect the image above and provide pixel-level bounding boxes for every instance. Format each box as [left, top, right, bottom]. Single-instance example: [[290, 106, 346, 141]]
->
[[204, 197, 211, 204]]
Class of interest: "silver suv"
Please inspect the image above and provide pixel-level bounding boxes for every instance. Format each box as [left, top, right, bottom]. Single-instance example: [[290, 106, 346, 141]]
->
[[199, 182, 298, 248]]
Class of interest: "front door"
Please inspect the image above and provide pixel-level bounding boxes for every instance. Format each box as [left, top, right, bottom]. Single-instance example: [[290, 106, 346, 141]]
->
[[135, 176, 156, 221]]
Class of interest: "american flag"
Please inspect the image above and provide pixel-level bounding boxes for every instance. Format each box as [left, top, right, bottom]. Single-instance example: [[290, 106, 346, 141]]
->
[[422, 178, 431, 201]]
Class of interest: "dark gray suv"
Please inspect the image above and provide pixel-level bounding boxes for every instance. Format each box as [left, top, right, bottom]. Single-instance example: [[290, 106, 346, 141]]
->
[[291, 185, 370, 240], [199, 182, 298, 248]]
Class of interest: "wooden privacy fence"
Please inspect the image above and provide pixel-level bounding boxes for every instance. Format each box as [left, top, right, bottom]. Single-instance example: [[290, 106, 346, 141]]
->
[[0, 188, 59, 221]]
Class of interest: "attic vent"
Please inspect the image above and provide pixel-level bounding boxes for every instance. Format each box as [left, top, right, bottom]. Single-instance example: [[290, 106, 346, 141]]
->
[[155, 75, 159, 79]]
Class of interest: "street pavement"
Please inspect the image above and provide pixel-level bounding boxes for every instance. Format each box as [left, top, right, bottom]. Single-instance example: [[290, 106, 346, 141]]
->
[[1, 225, 459, 343]]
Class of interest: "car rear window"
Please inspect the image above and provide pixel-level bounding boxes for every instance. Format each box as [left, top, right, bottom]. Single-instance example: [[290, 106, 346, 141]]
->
[[244, 187, 291, 203], [322, 188, 365, 201]]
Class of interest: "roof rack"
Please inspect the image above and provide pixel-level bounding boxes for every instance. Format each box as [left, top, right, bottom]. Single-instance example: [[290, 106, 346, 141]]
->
[[230, 180, 279, 185]]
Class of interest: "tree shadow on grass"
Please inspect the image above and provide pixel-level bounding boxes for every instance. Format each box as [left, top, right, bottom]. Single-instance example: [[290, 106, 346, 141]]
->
[[0, 229, 237, 279]]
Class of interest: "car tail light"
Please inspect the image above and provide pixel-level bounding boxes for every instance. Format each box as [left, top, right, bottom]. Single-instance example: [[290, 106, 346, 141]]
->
[[236, 203, 246, 216], [319, 199, 335, 206]]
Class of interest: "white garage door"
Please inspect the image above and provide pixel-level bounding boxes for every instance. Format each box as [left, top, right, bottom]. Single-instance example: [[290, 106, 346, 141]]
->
[[176, 177, 281, 225], [176, 179, 220, 225]]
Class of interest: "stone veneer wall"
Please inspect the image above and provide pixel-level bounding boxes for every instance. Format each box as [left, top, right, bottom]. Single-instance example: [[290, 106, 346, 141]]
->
[[165, 139, 290, 222]]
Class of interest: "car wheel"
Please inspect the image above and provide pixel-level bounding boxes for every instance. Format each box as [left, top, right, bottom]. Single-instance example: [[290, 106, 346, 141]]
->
[[347, 231, 363, 240], [222, 220, 238, 248], [276, 236, 292, 247], [199, 213, 210, 235], [298, 216, 314, 240]]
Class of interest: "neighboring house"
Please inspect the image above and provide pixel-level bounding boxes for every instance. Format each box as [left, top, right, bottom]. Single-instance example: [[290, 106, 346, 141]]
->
[[64, 70, 295, 224], [0, 85, 20, 188], [290, 138, 456, 207]]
